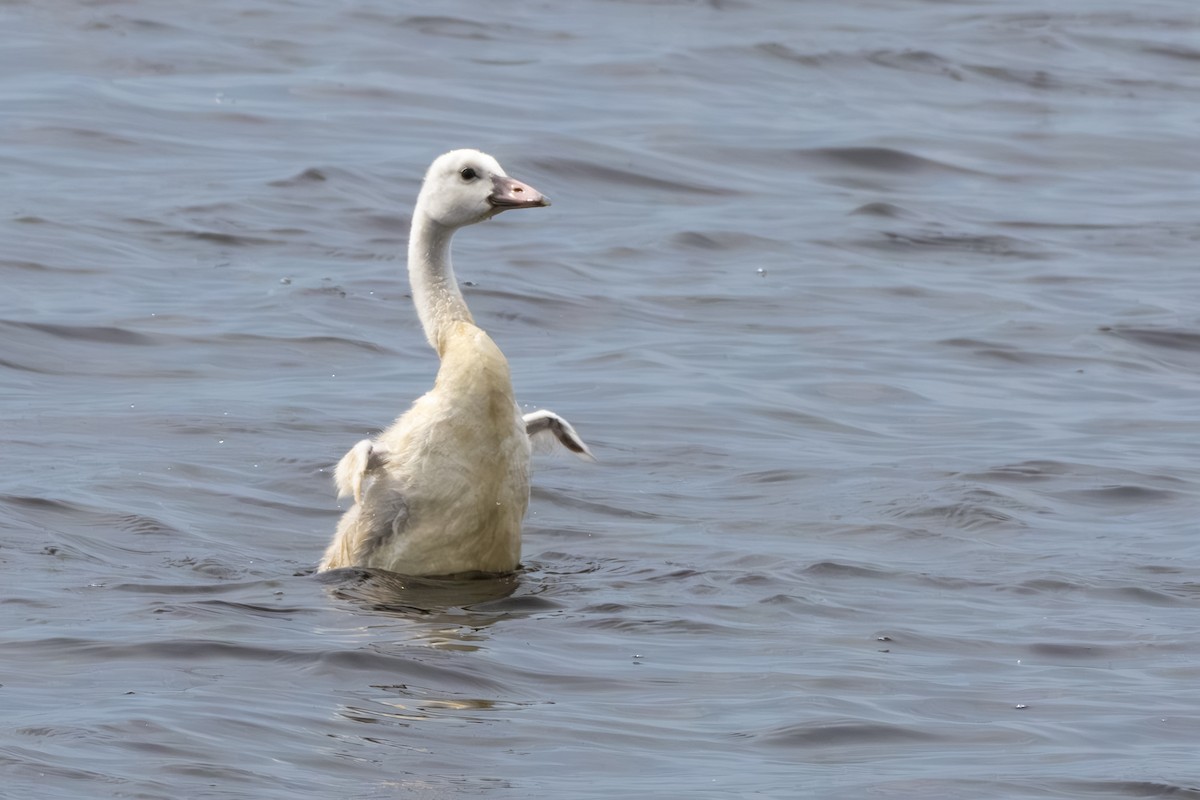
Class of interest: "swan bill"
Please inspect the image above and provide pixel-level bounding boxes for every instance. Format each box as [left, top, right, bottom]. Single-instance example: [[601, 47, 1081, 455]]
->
[[488, 174, 550, 210]]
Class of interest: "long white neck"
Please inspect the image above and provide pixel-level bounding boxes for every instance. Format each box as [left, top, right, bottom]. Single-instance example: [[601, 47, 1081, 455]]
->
[[407, 209, 474, 355]]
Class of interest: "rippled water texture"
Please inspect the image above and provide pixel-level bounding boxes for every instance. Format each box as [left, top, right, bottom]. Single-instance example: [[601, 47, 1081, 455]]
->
[[2, 1, 1199, 797]]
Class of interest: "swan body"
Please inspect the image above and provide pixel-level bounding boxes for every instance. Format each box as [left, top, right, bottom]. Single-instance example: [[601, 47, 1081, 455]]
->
[[319, 149, 592, 576]]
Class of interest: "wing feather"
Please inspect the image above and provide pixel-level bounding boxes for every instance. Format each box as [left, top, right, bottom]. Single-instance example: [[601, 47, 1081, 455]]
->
[[523, 410, 595, 462]]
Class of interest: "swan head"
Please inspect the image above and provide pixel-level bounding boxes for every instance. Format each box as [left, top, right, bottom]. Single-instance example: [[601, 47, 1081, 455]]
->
[[416, 149, 549, 229]]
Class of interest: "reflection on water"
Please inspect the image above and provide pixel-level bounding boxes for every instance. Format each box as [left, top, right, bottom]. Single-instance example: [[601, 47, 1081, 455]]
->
[[320, 568, 524, 633]]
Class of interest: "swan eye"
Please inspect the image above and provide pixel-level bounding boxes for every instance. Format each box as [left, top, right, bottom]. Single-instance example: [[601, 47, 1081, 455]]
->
[[460, 167, 478, 181]]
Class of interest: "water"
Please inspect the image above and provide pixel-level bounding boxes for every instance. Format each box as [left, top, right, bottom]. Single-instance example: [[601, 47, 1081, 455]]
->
[[2, 1, 1199, 797]]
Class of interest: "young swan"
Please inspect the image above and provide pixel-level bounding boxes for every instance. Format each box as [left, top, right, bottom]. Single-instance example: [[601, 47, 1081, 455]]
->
[[319, 149, 593, 576]]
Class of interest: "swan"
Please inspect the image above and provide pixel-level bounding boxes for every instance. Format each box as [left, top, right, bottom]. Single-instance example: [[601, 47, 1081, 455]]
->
[[319, 149, 593, 576]]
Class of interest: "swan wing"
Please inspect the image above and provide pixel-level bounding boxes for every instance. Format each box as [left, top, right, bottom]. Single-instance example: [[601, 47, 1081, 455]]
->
[[334, 439, 390, 503], [523, 410, 595, 462], [354, 499, 410, 567]]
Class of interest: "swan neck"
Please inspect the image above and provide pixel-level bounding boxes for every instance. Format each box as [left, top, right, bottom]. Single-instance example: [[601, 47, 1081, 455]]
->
[[408, 211, 473, 353]]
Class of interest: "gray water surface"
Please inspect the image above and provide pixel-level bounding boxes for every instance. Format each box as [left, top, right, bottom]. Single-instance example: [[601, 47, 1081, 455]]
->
[[2, 1, 1199, 798]]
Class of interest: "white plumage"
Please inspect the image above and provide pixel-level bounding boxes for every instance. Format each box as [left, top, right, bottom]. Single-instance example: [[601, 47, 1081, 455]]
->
[[319, 150, 592, 576]]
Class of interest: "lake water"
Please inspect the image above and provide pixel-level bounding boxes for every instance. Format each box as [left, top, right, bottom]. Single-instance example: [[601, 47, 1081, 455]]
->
[[2, 1, 1199, 797]]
